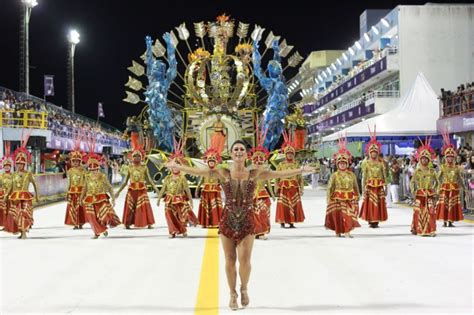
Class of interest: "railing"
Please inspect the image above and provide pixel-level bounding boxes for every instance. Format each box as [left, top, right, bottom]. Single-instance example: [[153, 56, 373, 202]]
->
[[310, 90, 400, 125], [314, 47, 399, 101], [0, 110, 48, 129], [440, 90, 474, 118], [0, 86, 121, 134]]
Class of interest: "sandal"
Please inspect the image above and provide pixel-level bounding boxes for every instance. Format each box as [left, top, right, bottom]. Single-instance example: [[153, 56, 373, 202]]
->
[[229, 292, 238, 311], [241, 287, 249, 307]]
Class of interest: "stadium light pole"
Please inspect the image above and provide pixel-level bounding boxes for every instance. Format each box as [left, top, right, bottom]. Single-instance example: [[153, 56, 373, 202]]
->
[[20, 0, 38, 94], [67, 30, 80, 113]]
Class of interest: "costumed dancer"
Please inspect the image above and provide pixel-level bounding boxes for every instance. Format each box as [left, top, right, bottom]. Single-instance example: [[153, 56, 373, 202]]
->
[[195, 147, 223, 228], [64, 133, 86, 229], [0, 143, 13, 229], [157, 138, 197, 238], [80, 137, 121, 239], [325, 136, 360, 237], [249, 123, 275, 239], [275, 131, 305, 228], [436, 131, 466, 227], [410, 138, 438, 237], [7, 133, 39, 239], [359, 125, 388, 228], [115, 132, 158, 229]]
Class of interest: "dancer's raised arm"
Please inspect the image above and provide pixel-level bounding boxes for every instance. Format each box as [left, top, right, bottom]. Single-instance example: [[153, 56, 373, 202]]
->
[[165, 160, 226, 180], [255, 164, 315, 181]]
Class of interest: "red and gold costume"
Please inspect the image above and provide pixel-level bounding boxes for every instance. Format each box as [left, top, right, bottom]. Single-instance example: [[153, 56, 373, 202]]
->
[[196, 148, 223, 228], [158, 138, 197, 237], [6, 145, 39, 238], [81, 152, 121, 237], [116, 134, 157, 228], [275, 131, 305, 226], [325, 137, 360, 236], [0, 154, 13, 228], [359, 126, 387, 227], [249, 123, 274, 238], [436, 132, 465, 225], [65, 149, 86, 228], [159, 174, 197, 236], [410, 139, 438, 237]]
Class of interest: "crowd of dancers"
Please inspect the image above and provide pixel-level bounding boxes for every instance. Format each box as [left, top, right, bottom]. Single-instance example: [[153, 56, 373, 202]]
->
[[0, 127, 467, 240]]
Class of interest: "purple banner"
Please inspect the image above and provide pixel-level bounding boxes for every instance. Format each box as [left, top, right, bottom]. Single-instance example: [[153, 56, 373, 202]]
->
[[309, 102, 375, 133], [310, 57, 387, 111], [437, 112, 474, 133], [47, 135, 127, 155]]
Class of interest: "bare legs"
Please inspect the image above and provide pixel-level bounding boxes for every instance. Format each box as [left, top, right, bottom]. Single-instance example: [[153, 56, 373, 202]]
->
[[220, 234, 255, 309]]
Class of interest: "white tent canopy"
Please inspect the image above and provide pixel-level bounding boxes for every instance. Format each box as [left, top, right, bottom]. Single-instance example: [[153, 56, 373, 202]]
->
[[323, 72, 439, 142]]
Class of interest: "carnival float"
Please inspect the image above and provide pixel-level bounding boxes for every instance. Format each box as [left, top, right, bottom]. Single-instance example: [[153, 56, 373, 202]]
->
[[122, 14, 309, 186]]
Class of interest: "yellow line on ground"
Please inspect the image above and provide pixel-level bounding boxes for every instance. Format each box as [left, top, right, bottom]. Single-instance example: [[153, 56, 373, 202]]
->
[[194, 228, 219, 315], [463, 219, 474, 224]]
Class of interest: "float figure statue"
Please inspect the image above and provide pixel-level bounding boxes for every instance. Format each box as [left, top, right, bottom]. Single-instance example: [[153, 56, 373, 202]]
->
[[252, 39, 288, 150], [144, 32, 177, 151]]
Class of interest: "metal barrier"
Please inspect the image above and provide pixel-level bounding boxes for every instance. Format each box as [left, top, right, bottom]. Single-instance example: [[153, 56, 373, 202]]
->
[[0, 109, 48, 129], [463, 171, 474, 214]]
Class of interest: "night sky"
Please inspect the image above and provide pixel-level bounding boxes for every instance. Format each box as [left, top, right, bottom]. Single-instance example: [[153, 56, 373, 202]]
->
[[0, 0, 466, 130]]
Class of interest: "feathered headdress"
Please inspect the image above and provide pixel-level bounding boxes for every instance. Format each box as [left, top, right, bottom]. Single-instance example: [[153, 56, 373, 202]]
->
[[69, 129, 85, 161], [281, 129, 296, 155], [14, 129, 32, 165], [365, 124, 382, 155], [415, 136, 436, 162], [128, 132, 146, 161], [441, 129, 456, 158], [249, 119, 270, 161], [169, 136, 186, 164], [333, 133, 352, 165], [82, 130, 104, 170], [1, 141, 13, 169]]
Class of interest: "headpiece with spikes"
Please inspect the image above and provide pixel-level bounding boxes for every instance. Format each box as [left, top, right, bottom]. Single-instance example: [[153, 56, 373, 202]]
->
[[128, 132, 146, 161], [169, 136, 186, 164], [415, 136, 436, 162], [1, 141, 13, 169], [82, 129, 104, 170], [69, 129, 85, 162], [248, 119, 270, 161], [203, 147, 222, 163], [333, 133, 352, 166], [281, 130, 296, 155], [365, 124, 382, 155], [13, 129, 32, 165], [441, 129, 456, 158]]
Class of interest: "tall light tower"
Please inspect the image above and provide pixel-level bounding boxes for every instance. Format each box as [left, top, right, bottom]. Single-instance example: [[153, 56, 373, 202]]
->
[[67, 30, 80, 113], [19, 0, 38, 94]]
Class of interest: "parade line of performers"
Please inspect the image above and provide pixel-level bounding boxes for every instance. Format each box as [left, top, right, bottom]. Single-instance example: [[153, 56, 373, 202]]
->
[[0, 127, 467, 239]]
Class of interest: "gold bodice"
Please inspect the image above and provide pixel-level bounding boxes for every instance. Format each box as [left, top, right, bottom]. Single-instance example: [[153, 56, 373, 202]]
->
[[84, 172, 110, 195], [204, 176, 220, 185], [12, 171, 33, 192], [68, 167, 85, 187], [0, 173, 13, 192], [277, 161, 300, 181], [363, 159, 385, 180], [411, 167, 437, 191], [164, 175, 188, 195], [129, 164, 147, 183], [255, 180, 265, 192], [332, 171, 357, 191], [439, 164, 461, 184]]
